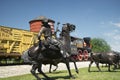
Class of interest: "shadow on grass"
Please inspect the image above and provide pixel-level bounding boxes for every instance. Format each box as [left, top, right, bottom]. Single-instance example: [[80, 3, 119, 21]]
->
[[88, 70, 120, 72], [41, 75, 70, 80], [45, 71, 66, 74], [39, 71, 77, 80]]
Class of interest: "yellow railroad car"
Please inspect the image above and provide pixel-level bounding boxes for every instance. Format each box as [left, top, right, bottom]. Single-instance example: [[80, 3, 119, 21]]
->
[[0, 26, 39, 59], [0, 16, 55, 64]]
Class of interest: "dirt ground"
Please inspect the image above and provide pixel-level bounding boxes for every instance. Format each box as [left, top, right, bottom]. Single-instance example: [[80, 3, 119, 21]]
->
[[0, 61, 95, 78]]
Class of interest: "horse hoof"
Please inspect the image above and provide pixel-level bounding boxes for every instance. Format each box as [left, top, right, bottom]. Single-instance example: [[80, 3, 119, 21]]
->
[[37, 78, 41, 80], [76, 70, 79, 74], [70, 75, 75, 79], [46, 77, 54, 80], [88, 70, 90, 72], [98, 70, 102, 72], [49, 71, 52, 73]]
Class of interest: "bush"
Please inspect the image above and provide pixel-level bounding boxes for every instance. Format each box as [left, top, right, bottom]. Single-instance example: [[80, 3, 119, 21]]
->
[[91, 38, 111, 53]]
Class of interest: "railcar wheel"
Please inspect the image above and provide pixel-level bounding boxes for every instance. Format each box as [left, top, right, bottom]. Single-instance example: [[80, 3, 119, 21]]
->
[[83, 50, 88, 61], [78, 50, 83, 61]]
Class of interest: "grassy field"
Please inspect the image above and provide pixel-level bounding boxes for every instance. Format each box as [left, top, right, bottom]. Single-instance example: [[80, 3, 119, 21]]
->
[[0, 66, 120, 80]]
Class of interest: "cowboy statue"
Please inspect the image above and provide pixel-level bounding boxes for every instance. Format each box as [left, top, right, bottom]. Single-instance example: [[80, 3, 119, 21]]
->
[[38, 18, 69, 58]]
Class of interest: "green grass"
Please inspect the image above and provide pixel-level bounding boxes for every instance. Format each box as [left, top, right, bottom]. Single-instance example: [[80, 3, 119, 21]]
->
[[0, 67, 120, 80]]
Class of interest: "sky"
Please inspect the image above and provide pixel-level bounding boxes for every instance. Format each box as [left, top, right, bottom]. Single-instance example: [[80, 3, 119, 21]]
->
[[0, 0, 120, 52]]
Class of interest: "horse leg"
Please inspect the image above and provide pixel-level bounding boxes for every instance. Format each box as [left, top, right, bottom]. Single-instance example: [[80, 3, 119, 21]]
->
[[116, 61, 120, 69], [108, 64, 111, 71], [31, 63, 41, 80], [96, 62, 101, 72], [49, 64, 58, 73], [38, 63, 51, 80], [73, 61, 79, 74], [49, 64, 52, 73], [64, 58, 75, 79], [88, 61, 93, 72], [117, 61, 120, 68], [113, 63, 117, 70], [70, 57, 79, 74], [53, 64, 58, 72]]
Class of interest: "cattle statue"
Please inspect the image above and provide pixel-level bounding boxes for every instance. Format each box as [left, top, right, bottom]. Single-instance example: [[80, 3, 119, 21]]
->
[[88, 52, 119, 72]]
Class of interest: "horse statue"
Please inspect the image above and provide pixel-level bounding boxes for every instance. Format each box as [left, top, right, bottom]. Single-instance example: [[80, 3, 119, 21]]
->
[[48, 24, 79, 73], [22, 23, 77, 80]]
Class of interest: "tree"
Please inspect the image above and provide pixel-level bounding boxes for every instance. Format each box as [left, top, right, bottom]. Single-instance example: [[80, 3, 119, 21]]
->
[[91, 38, 111, 53]]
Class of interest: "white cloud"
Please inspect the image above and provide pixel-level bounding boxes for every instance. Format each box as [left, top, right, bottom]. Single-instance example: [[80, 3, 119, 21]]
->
[[110, 22, 120, 28], [113, 35, 120, 40], [104, 30, 120, 40], [103, 29, 120, 52], [104, 29, 117, 35], [99, 21, 120, 52], [110, 42, 120, 52]]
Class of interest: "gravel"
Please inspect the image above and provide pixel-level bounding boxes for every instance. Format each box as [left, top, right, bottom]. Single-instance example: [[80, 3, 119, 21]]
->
[[0, 61, 95, 78]]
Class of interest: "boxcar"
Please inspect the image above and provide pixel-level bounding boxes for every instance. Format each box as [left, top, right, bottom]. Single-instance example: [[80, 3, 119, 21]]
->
[[0, 26, 40, 64]]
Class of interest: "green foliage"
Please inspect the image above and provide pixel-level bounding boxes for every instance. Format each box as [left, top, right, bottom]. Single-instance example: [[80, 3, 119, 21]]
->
[[91, 38, 111, 53]]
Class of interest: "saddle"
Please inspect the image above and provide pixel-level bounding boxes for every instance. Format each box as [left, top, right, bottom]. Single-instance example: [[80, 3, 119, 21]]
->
[[48, 44, 60, 50], [39, 42, 59, 51], [40, 39, 60, 51]]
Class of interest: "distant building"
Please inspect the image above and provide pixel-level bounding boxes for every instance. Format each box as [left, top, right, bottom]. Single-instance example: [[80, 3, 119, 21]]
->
[[29, 16, 55, 34]]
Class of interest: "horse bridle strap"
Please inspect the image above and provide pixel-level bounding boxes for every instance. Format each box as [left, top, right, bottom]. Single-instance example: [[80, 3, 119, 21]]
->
[[27, 50, 32, 57]]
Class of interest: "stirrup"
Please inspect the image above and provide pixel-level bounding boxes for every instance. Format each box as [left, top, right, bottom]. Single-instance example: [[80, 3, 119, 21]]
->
[[66, 52, 70, 57], [60, 51, 70, 58]]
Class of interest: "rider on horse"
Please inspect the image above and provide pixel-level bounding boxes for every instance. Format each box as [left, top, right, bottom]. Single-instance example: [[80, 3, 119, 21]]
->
[[38, 18, 69, 58]]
